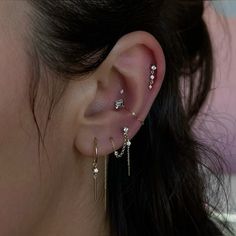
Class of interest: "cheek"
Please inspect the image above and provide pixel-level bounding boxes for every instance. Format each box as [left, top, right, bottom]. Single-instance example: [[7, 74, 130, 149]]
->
[[0, 33, 54, 235]]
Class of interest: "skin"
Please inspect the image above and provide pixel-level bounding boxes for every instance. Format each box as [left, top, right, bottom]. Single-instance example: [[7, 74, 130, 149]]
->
[[0, 1, 165, 236]]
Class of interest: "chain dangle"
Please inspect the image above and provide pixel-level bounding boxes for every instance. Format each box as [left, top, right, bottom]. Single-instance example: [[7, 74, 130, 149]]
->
[[110, 127, 131, 176]]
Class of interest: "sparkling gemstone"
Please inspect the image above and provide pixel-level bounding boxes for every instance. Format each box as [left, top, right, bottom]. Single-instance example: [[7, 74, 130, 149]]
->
[[132, 112, 136, 116], [93, 167, 99, 174], [115, 99, 124, 110], [127, 140, 131, 146], [120, 89, 124, 94], [151, 65, 157, 70], [123, 127, 129, 133], [150, 75, 155, 79], [149, 85, 153, 89], [114, 151, 118, 156]]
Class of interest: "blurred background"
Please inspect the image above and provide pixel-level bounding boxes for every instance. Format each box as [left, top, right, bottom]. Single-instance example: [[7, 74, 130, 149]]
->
[[203, 1, 236, 233]]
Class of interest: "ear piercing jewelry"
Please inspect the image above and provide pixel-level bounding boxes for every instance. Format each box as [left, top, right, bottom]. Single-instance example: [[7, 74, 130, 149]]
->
[[149, 64, 157, 90], [124, 109, 144, 125], [114, 90, 144, 125], [110, 127, 131, 176], [115, 99, 125, 110], [92, 137, 99, 201]]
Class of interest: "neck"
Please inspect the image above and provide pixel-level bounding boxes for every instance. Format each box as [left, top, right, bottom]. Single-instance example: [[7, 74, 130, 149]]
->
[[31, 152, 109, 236]]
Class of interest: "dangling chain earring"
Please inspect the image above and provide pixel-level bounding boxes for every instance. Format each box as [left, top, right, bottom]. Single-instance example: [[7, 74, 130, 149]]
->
[[90, 65, 157, 201], [92, 137, 99, 201], [110, 127, 131, 176]]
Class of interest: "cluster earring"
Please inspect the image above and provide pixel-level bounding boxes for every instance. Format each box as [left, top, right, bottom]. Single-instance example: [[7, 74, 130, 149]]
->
[[110, 127, 131, 176], [148, 64, 157, 90]]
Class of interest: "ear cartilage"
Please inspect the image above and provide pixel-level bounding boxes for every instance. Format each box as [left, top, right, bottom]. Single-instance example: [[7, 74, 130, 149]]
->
[[124, 108, 144, 125], [115, 99, 125, 110], [148, 64, 157, 90]]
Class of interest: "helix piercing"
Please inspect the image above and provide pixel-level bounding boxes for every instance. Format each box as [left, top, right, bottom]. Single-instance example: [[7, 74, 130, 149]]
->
[[148, 64, 157, 90]]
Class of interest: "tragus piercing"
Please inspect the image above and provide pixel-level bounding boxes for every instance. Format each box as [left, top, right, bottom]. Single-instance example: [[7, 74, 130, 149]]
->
[[149, 64, 157, 90]]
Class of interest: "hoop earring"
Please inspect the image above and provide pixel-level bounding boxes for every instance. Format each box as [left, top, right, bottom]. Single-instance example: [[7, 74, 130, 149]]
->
[[92, 138, 99, 201]]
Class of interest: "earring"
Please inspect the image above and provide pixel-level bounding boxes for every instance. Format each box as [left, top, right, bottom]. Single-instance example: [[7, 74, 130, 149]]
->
[[114, 90, 144, 125], [114, 99, 125, 110], [104, 155, 108, 212], [109, 127, 131, 176], [124, 127, 131, 177], [92, 138, 99, 201], [124, 109, 144, 125], [149, 64, 157, 90]]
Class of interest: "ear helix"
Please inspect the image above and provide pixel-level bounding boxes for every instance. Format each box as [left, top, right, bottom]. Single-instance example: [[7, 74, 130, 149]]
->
[[90, 64, 158, 208]]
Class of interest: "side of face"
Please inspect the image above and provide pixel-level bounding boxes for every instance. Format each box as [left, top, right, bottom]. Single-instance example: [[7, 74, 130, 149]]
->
[[0, 1, 66, 235], [0, 1, 166, 235]]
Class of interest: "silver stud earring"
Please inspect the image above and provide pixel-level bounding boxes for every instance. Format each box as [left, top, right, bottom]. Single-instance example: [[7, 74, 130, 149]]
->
[[149, 64, 157, 90], [114, 99, 125, 110], [109, 127, 131, 176], [114, 90, 144, 125]]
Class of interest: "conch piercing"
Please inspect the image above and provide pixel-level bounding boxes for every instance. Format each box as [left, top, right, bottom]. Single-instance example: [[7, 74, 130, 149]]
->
[[115, 99, 125, 110], [114, 92, 144, 125], [92, 137, 99, 201], [124, 109, 144, 125], [149, 64, 157, 90], [109, 127, 131, 176]]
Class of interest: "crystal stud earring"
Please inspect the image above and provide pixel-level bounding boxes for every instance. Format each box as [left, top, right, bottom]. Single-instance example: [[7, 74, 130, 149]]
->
[[149, 64, 157, 90]]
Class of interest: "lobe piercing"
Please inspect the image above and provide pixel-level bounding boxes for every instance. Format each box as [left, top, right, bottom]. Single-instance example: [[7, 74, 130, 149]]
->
[[92, 138, 99, 201], [109, 127, 131, 176]]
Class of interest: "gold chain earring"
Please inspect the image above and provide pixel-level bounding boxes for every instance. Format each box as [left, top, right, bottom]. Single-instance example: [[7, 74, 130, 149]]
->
[[92, 137, 99, 201], [109, 127, 131, 176]]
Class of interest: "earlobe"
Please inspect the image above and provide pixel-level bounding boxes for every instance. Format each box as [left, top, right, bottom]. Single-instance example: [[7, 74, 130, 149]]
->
[[74, 31, 165, 158]]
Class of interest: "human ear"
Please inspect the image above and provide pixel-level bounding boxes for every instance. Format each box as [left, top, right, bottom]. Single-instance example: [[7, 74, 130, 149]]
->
[[74, 31, 166, 157]]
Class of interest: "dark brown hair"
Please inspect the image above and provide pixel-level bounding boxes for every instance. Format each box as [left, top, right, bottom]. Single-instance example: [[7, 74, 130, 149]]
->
[[26, 0, 233, 235]]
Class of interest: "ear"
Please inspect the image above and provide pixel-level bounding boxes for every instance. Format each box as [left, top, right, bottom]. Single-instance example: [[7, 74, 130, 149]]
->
[[74, 31, 166, 157]]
